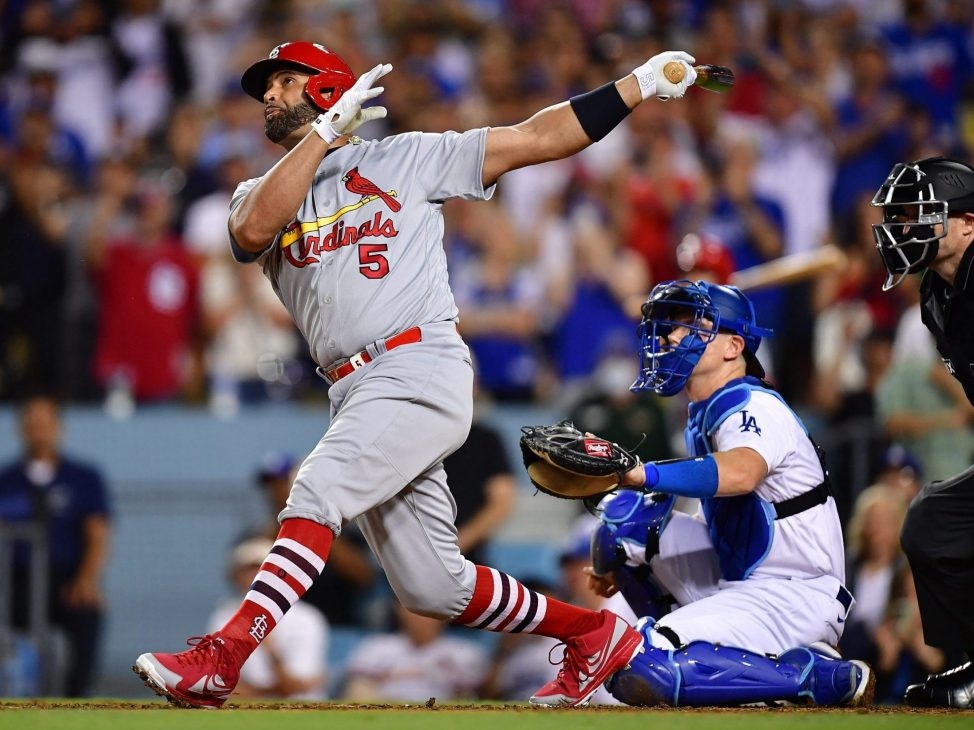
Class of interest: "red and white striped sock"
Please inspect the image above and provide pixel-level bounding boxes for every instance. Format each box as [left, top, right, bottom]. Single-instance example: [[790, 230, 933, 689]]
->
[[218, 518, 333, 661], [455, 565, 602, 638]]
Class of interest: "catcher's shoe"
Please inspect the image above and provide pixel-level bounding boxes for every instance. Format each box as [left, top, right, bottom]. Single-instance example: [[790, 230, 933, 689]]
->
[[133, 633, 242, 708], [777, 646, 875, 707], [530, 609, 644, 707]]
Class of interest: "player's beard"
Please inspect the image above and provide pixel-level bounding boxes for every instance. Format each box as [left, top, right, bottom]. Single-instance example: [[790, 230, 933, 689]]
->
[[265, 101, 319, 143]]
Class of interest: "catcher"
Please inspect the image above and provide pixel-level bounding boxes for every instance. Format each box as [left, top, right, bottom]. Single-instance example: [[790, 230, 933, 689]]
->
[[521, 280, 875, 706]]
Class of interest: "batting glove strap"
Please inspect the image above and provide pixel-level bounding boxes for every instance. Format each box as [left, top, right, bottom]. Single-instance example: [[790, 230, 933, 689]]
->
[[311, 114, 342, 144], [632, 51, 697, 100]]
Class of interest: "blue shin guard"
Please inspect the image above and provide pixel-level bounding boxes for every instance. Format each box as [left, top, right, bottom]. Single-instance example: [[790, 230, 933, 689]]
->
[[607, 632, 873, 707]]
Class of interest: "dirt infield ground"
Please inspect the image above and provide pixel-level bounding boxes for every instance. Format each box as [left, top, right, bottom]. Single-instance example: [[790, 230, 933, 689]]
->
[[0, 698, 966, 712], [2, 699, 971, 730]]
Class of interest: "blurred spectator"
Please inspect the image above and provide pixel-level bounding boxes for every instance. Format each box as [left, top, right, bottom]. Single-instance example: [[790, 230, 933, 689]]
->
[[247, 451, 379, 630], [547, 205, 648, 399], [609, 101, 700, 285], [10, 5, 116, 162], [165, 0, 263, 106], [812, 325, 896, 525], [207, 536, 329, 699], [110, 0, 191, 146], [814, 194, 906, 350], [451, 198, 545, 402], [0, 0, 968, 433], [693, 139, 787, 371], [840, 484, 943, 704], [183, 151, 300, 409], [160, 101, 222, 232], [734, 34, 837, 403], [872, 444, 924, 505], [841, 484, 909, 696], [674, 233, 736, 285], [882, 566, 954, 704], [567, 349, 676, 465], [444, 410, 517, 568], [875, 275, 974, 483], [57, 155, 144, 405], [85, 183, 201, 404], [876, 341, 974, 484], [690, 3, 768, 120], [341, 601, 488, 701], [807, 194, 905, 438], [0, 393, 111, 697], [195, 82, 272, 173], [829, 36, 907, 234], [10, 93, 89, 187], [879, 0, 974, 149], [0, 145, 70, 400]]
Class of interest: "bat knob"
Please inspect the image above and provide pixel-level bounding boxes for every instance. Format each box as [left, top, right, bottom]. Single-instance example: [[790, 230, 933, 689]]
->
[[663, 61, 686, 84]]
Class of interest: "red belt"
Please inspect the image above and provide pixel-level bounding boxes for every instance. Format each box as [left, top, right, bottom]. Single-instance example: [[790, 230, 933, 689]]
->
[[321, 327, 423, 384]]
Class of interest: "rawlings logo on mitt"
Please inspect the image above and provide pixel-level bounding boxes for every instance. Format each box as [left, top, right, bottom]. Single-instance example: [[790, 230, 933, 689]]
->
[[519, 420, 641, 499]]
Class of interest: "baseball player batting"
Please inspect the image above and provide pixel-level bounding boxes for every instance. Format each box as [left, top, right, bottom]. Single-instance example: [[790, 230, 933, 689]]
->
[[131, 41, 699, 708]]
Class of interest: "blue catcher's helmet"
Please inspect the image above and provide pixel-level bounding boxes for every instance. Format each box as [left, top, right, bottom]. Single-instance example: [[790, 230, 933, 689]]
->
[[632, 280, 773, 396]]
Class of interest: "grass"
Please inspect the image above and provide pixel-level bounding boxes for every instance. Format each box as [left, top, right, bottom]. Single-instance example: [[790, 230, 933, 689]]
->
[[0, 700, 971, 730]]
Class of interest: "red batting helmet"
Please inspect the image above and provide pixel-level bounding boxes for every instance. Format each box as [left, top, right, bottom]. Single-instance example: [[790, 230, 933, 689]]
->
[[240, 41, 355, 111]]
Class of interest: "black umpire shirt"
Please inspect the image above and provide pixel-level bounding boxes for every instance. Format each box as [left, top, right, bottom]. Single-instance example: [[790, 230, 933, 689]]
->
[[920, 241, 974, 406]]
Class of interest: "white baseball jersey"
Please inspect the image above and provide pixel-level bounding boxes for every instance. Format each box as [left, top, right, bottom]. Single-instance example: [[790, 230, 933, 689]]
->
[[637, 389, 851, 655], [712, 389, 846, 584]]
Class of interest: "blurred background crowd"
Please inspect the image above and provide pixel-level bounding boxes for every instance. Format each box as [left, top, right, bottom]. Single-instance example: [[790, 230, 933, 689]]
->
[[0, 0, 973, 706]]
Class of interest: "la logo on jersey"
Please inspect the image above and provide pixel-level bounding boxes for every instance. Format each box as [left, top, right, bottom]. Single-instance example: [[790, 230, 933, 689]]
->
[[249, 614, 270, 643], [280, 168, 401, 271], [739, 410, 761, 435]]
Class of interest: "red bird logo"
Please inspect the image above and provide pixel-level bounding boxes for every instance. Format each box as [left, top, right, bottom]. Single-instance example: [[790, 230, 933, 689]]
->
[[342, 167, 401, 212]]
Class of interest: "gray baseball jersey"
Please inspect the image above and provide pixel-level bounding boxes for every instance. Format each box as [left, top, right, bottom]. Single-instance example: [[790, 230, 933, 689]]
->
[[228, 128, 496, 619], [230, 129, 494, 366]]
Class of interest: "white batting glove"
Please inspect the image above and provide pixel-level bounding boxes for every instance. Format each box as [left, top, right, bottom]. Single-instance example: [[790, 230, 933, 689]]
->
[[311, 63, 392, 144], [632, 51, 697, 100]]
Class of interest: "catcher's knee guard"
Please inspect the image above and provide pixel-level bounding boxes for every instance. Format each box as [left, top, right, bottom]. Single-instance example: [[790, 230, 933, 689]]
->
[[607, 622, 872, 707], [593, 490, 676, 567], [593, 490, 676, 618]]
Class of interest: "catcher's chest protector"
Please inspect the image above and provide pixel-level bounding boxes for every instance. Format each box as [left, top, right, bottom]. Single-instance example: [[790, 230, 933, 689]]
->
[[685, 377, 786, 581]]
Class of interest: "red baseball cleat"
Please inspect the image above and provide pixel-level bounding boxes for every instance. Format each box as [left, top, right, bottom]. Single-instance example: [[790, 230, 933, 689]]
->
[[530, 609, 644, 707], [133, 633, 242, 708]]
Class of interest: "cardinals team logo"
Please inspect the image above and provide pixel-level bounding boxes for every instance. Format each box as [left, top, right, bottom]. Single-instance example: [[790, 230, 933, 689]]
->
[[249, 614, 269, 642], [279, 167, 402, 270], [342, 167, 401, 212]]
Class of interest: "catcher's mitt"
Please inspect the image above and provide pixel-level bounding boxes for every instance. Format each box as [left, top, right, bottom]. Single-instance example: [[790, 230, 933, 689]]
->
[[519, 420, 641, 499]]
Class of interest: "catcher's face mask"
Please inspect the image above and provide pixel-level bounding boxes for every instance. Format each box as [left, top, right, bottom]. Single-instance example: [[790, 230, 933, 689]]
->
[[632, 281, 720, 396], [871, 162, 947, 291]]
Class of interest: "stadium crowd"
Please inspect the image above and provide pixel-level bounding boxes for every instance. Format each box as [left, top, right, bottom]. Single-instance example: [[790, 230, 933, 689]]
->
[[0, 0, 973, 703]]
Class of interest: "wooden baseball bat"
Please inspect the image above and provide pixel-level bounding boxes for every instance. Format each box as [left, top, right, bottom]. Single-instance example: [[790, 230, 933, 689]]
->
[[663, 61, 735, 93], [728, 244, 847, 292], [621, 245, 847, 319]]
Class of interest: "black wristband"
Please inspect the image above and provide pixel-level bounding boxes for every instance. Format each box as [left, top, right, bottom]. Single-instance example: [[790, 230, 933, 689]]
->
[[569, 81, 632, 142]]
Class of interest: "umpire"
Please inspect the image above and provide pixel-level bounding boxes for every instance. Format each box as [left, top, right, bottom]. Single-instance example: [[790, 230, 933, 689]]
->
[[871, 156, 974, 708]]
